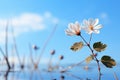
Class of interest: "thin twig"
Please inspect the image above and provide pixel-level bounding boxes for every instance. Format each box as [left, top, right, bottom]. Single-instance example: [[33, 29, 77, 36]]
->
[[89, 33, 92, 44], [60, 60, 85, 73], [48, 55, 53, 71], [11, 27, 22, 65], [29, 43, 39, 70], [5, 22, 11, 69], [0, 47, 6, 57], [29, 43, 34, 65], [20, 55, 25, 70], [65, 72, 82, 80], [113, 72, 118, 80], [5, 22, 8, 57], [4, 69, 10, 80], [37, 25, 57, 64]]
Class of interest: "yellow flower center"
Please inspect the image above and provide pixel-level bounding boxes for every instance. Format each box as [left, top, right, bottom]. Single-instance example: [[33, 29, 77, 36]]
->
[[75, 30, 80, 35], [89, 25, 94, 30]]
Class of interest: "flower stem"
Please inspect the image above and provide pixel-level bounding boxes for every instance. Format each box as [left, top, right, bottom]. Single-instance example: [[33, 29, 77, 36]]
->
[[89, 33, 92, 44], [80, 34, 101, 80]]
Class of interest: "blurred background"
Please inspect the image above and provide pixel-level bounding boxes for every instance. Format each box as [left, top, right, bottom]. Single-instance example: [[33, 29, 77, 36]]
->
[[0, 0, 120, 80]]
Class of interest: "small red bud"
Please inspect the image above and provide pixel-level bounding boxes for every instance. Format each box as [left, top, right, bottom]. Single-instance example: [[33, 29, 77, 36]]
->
[[87, 43, 90, 46], [98, 67, 100, 71], [94, 53, 98, 57]]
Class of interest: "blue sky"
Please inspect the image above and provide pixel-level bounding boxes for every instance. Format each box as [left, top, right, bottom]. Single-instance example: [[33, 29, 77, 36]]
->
[[0, 0, 120, 65]]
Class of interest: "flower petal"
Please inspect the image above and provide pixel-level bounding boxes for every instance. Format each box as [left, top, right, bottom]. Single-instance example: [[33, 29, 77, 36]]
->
[[66, 21, 81, 36], [93, 18, 99, 26], [94, 24, 102, 30], [93, 30, 100, 34], [65, 29, 74, 36], [84, 28, 93, 34], [75, 21, 81, 31], [68, 23, 74, 30], [88, 18, 94, 25], [75, 21, 80, 28], [83, 19, 88, 26], [88, 30, 93, 34]]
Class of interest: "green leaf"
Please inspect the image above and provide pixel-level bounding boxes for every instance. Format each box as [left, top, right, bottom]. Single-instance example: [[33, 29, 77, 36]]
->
[[93, 42, 107, 52], [85, 55, 94, 64], [70, 41, 84, 51], [101, 55, 116, 68]]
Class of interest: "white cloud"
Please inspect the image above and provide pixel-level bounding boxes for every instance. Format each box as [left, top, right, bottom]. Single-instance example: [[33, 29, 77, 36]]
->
[[0, 12, 59, 44], [100, 12, 108, 19], [10, 13, 44, 33], [99, 12, 110, 24]]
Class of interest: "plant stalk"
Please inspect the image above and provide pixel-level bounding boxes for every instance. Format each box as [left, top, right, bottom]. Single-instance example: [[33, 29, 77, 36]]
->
[[80, 34, 101, 80]]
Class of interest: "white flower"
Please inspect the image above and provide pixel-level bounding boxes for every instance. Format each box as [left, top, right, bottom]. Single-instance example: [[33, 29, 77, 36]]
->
[[65, 21, 81, 36], [83, 18, 102, 34]]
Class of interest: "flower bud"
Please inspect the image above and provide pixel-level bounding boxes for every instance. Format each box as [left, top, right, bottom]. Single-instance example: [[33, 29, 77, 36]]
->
[[60, 75, 65, 80], [32, 45, 39, 50], [59, 55, 64, 60], [93, 53, 98, 57], [20, 64, 24, 69], [50, 50, 55, 55], [34, 63, 38, 69]]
